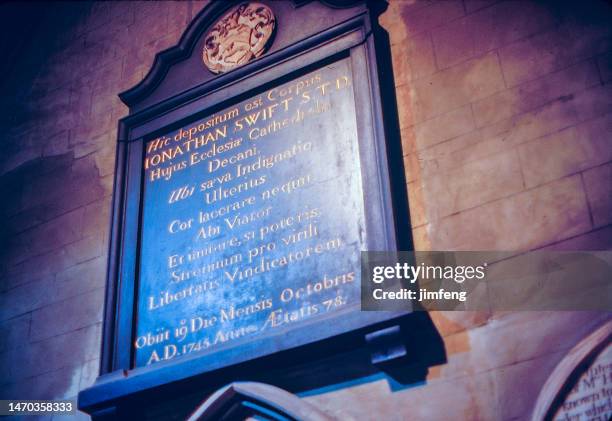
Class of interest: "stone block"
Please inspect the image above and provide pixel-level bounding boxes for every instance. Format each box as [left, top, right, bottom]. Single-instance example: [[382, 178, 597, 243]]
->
[[572, 84, 612, 123], [411, 52, 505, 122], [473, 311, 609, 371], [470, 1, 558, 54], [543, 225, 612, 250], [54, 256, 107, 303], [391, 32, 437, 83], [31, 60, 79, 101], [82, 198, 111, 239], [20, 208, 85, 257], [0, 278, 53, 322], [20, 163, 74, 212], [392, 370, 498, 421], [1, 255, 106, 319], [440, 117, 547, 174], [80, 1, 112, 33], [88, 58, 124, 98], [425, 175, 591, 250], [406, 133, 487, 188], [86, 22, 131, 59], [398, 0, 464, 38], [490, 99, 579, 148], [1, 248, 71, 292], [432, 0, 558, 70], [79, 36, 118, 71], [583, 162, 612, 228], [518, 121, 610, 188], [499, 24, 612, 87], [0, 145, 44, 178], [426, 331, 475, 382], [473, 60, 600, 128], [168, 1, 192, 29], [107, 1, 137, 27], [71, 112, 113, 154], [2, 365, 82, 401], [421, 148, 524, 221], [47, 167, 107, 213], [0, 313, 31, 354], [8, 324, 101, 381], [29, 289, 104, 341], [127, 3, 171, 52], [1, 233, 33, 268], [485, 251, 610, 311], [413, 130, 484, 176], [121, 44, 154, 91], [34, 90, 77, 138], [431, 16, 476, 70], [64, 234, 106, 267], [575, 110, 612, 147], [3, 367, 80, 400], [412, 104, 476, 151], [118, 66, 146, 93], [493, 350, 565, 420], [91, 88, 124, 121]]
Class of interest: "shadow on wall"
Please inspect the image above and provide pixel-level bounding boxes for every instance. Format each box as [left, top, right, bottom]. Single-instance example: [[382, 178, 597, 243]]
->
[[0, 2, 89, 135], [0, 150, 106, 314], [295, 312, 448, 396]]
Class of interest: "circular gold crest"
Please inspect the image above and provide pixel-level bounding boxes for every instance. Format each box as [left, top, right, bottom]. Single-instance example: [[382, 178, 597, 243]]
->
[[202, 2, 276, 74]]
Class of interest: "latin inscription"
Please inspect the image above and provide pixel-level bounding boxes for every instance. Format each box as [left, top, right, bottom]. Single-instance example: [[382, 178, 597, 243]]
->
[[135, 59, 366, 367], [554, 345, 612, 421]]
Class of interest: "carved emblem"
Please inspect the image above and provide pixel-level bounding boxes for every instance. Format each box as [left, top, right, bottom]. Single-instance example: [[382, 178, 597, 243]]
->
[[202, 2, 276, 74]]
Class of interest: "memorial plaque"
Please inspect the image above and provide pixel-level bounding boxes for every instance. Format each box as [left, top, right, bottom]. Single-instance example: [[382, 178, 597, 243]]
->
[[136, 59, 366, 367], [79, 2, 406, 416], [553, 344, 612, 421]]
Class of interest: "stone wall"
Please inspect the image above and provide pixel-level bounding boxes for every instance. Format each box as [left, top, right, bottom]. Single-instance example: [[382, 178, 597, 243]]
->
[[0, 2, 209, 418], [0, 1, 610, 420]]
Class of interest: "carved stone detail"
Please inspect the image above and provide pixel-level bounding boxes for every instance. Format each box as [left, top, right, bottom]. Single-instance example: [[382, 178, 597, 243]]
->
[[187, 382, 336, 421], [202, 2, 276, 74]]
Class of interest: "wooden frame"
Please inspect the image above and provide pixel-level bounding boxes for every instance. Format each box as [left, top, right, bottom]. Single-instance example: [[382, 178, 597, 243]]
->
[[78, 1, 412, 417]]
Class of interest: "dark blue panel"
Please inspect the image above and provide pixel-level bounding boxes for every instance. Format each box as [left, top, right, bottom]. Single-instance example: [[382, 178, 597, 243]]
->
[[136, 58, 366, 368]]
